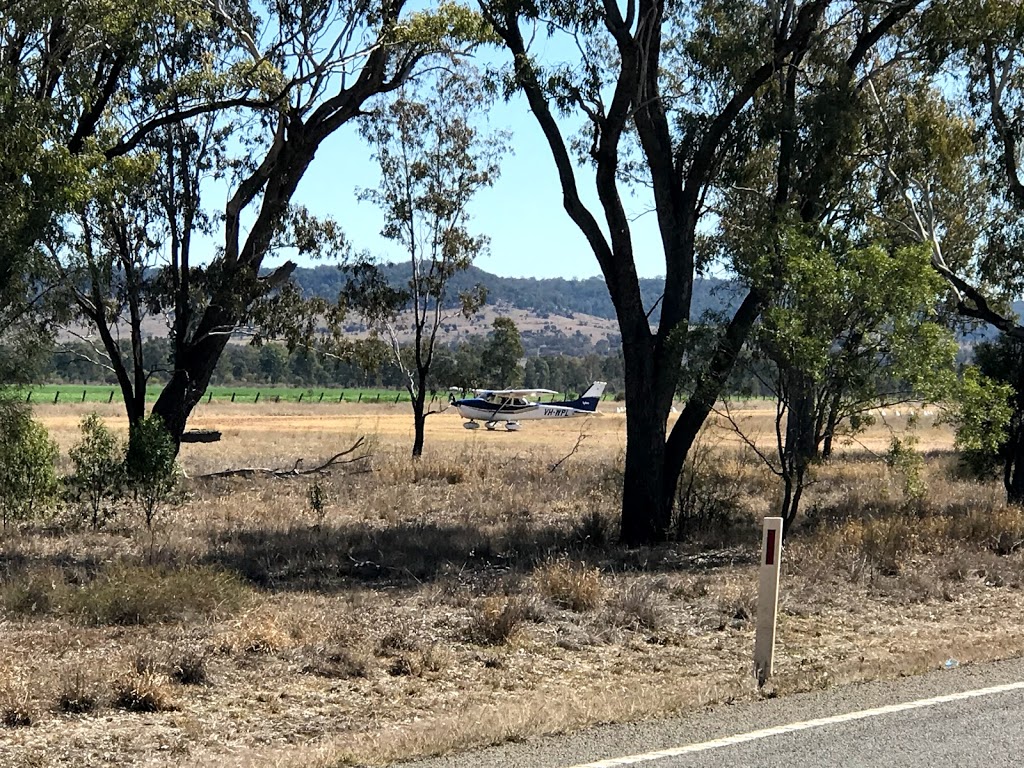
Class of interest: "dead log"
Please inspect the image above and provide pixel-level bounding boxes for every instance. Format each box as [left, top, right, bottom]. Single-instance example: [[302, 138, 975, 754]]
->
[[181, 429, 222, 444], [198, 437, 369, 479]]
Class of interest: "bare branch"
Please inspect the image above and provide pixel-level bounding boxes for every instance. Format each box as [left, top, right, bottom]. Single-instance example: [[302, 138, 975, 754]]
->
[[199, 437, 370, 479]]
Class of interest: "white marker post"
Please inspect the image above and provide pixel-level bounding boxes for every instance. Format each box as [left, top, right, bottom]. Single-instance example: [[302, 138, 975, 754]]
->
[[754, 516, 783, 687]]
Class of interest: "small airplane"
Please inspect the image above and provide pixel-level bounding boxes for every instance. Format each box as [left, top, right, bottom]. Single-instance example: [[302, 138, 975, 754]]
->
[[450, 381, 607, 431]]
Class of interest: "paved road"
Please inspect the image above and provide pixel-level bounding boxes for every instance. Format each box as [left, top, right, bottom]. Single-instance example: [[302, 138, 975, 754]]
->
[[405, 658, 1024, 768]]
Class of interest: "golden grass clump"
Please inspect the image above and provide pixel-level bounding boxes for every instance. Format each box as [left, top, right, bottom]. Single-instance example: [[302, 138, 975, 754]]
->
[[111, 668, 178, 713], [534, 558, 604, 612], [466, 595, 542, 646], [604, 581, 664, 631]]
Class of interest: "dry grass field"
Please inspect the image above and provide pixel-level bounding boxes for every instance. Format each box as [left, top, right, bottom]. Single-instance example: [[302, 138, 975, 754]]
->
[[2, 400, 1024, 767]]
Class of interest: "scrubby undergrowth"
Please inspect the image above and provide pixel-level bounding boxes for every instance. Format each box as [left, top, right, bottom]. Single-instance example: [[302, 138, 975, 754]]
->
[[1, 411, 1023, 768]]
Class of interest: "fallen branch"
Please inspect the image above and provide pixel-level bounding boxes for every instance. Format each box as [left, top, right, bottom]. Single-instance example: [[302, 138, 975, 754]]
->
[[199, 437, 369, 479], [549, 421, 590, 473]]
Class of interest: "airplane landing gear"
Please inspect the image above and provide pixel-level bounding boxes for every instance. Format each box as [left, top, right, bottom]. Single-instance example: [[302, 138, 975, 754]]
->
[[505, 422, 521, 431], [463, 421, 480, 430], [485, 421, 499, 431]]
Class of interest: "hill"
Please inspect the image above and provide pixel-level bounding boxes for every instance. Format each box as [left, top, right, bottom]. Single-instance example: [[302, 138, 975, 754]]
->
[[290, 263, 740, 324]]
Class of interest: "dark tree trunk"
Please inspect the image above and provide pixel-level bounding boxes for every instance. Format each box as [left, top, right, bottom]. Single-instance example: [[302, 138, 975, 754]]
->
[[820, 387, 843, 460], [411, 390, 426, 458], [1004, 422, 1024, 506], [780, 371, 816, 535], [620, 357, 672, 544], [150, 306, 235, 449]]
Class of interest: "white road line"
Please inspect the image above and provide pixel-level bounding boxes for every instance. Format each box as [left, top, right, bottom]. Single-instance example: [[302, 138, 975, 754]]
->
[[564, 679, 1024, 768]]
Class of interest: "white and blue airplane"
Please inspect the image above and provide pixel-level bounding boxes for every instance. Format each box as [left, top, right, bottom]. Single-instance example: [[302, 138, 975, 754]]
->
[[450, 381, 607, 431]]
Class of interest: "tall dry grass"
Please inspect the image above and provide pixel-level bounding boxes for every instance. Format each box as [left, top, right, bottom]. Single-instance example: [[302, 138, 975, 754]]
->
[[1, 404, 1022, 767]]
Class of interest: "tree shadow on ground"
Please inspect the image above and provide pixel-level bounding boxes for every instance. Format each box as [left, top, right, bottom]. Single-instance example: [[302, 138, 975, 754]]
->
[[202, 517, 758, 593]]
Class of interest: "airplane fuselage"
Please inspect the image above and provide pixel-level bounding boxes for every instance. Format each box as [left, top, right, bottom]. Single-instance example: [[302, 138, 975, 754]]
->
[[450, 382, 607, 430], [454, 400, 586, 422]]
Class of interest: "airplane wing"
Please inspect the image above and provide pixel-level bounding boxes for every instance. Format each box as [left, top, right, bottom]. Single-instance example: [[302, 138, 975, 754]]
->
[[472, 387, 560, 396]]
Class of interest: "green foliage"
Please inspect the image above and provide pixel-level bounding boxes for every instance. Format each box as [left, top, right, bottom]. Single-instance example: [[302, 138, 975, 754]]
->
[[950, 357, 1016, 479], [125, 415, 178, 532], [0, 397, 59, 528], [885, 435, 926, 505], [754, 233, 956, 447], [392, 1, 498, 49], [482, 317, 524, 385], [67, 413, 126, 530]]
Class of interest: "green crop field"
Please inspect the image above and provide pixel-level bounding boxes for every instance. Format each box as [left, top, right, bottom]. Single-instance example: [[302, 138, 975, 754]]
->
[[20, 384, 620, 406], [21, 385, 415, 405]]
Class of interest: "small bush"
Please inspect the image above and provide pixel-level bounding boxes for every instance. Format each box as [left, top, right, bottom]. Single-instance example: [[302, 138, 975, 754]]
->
[[303, 648, 372, 680], [377, 627, 420, 655], [605, 582, 663, 631], [71, 565, 250, 626], [112, 670, 177, 712], [67, 413, 125, 530], [674, 440, 746, 543], [170, 651, 209, 686], [467, 596, 539, 646], [1, 568, 62, 615], [535, 558, 603, 612], [58, 671, 100, 714], [570, 510, 613, 549], [307, 479, 328, 528], [0, 397, 59, 529], [1, 705, 33, 728], [125, 415, 178, 534]]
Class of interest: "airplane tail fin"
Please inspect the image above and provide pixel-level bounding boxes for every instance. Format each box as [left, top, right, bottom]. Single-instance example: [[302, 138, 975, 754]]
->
[[568, 381, 606, 412]]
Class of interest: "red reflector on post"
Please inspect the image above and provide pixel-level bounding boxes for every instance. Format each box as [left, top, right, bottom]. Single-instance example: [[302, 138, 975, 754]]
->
[[765, 529, 776, 566]]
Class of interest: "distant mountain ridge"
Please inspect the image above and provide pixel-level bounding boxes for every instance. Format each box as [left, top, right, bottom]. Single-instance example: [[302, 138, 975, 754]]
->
[[290, 263, 740, 322]]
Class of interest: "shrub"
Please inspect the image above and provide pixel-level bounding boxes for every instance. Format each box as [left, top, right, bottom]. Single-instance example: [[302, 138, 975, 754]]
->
[[67, 413, 125, 530], [0, 568, 61, 614], [1, 704, 33, 728], [0, 397, 59, 529], [302, 648, 372, 680], [170, 651, 210, 686], [674, 439, 746, 543], [535, 558, 603, 612], [125, 414, 178, 534], [112, 670, 177, 712], [307, 479, 328, 529], [58, 671, 100, 714], [467, 596, 539, 646], [605, 582, 664, 631], [70, 565, 250, 626]]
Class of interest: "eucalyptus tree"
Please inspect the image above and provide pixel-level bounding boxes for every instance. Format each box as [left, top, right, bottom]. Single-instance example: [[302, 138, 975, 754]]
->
[[479, 0, 928, 543], [863, 2, 1024, 503], [345, 68, 503, 457], [723, 236, 955, 531], [482, 316, 524, 386], [0, 0, 147, 381], [51, 1, 490, 448], [0, 2, 294, 371]]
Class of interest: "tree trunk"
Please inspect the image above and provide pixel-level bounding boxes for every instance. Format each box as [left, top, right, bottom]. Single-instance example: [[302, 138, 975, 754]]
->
[[411, 392, 426, 458], [820, 386, 842, 460], [619, 338, 673, 545], [781, 370, 816, 535], [151, 319, 233, 450], [1004, 422, 1024, 506]]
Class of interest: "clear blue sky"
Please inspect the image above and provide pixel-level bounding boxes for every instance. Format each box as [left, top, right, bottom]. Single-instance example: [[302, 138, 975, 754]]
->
[[286, 74, 667, 281]]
